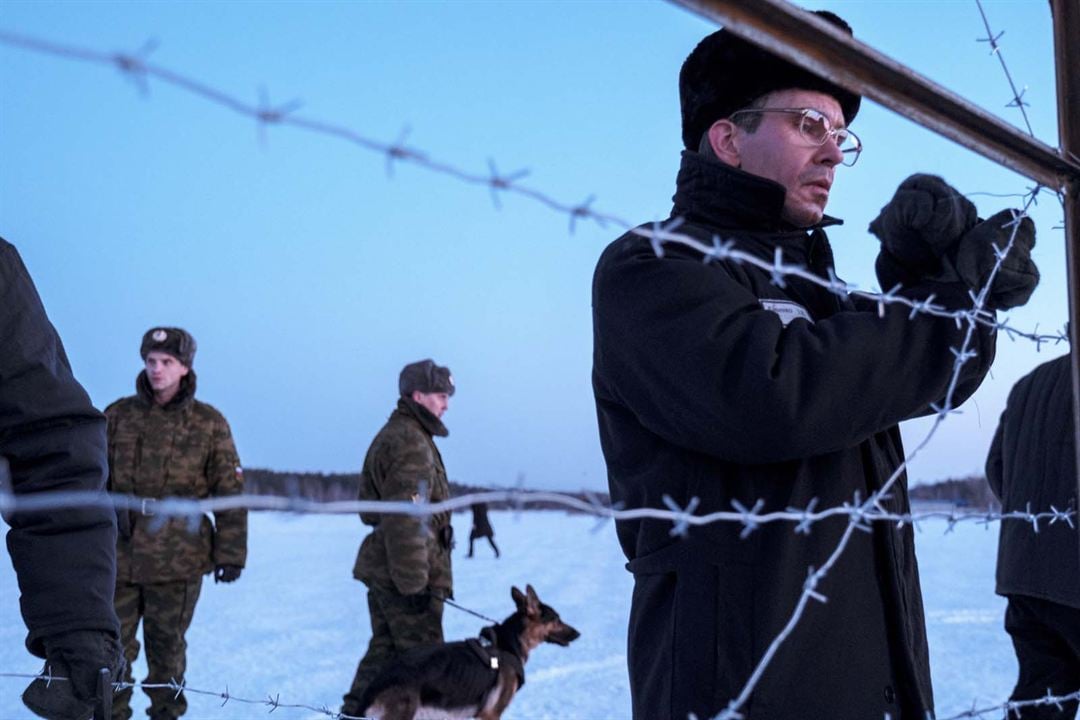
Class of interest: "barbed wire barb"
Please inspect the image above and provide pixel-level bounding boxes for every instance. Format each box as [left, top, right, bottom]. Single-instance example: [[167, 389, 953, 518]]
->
[[973, 0, 1035, 137]]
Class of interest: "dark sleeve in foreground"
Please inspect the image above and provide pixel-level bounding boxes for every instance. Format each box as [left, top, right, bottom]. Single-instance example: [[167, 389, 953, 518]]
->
[[593, 237, 996, 465], [0, 239, 120, 657], [985, 411, 1006, 502]]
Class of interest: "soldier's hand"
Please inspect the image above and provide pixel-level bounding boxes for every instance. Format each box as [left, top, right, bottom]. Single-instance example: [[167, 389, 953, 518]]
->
[[953, 209, 1039, 310], [22, 630, 124, 720], [869, 174, 977, 281], [400, 592, 430, 615], [439, 524, 455, 551], [214, 564, 242, 583]]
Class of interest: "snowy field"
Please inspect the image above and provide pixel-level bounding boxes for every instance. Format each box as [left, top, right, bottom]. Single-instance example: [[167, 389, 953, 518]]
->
[[2, 509, 1017, 719]]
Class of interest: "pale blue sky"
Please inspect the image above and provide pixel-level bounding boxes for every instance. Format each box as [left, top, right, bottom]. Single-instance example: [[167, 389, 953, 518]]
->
[[0, 0, 1067, 491]]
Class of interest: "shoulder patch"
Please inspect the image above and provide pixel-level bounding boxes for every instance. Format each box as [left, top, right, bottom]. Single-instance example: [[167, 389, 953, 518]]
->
[[759, 299, 813, 327]]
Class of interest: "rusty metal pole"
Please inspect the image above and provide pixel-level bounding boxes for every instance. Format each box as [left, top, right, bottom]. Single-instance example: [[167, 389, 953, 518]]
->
[[668, 0, 1080, 188], [1049, 0, 1080, 544]]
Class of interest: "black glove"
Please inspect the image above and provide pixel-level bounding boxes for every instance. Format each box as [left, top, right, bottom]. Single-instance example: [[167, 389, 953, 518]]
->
[[400, 592, 431, 615], [214, 564, 242, 583], [953, 209, 1039, 310], [22, 630, 125, 720], [115, 507, 132, 540], [869, 174, 978, 281], [438, 524, 455, 551]]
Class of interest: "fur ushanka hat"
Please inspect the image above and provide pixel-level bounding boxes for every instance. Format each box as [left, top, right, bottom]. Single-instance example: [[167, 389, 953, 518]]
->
[[140, 327, 197, 367], [399, 359, 455, 397], [678, 10, 862, 150]]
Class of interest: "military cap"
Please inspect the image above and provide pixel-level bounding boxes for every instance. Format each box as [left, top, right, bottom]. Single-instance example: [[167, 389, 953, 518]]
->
[[679, 10, 861, 150], [399, 359, 455, 397], [140, 327, 197, 367]]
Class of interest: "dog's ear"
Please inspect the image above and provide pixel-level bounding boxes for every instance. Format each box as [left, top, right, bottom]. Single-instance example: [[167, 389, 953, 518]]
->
[[511, 586, 525, 609], [524, 585, 540, 617]]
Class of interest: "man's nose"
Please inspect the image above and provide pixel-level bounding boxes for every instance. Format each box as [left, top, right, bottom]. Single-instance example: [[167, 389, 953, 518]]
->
[[817, 136, 844, 166]]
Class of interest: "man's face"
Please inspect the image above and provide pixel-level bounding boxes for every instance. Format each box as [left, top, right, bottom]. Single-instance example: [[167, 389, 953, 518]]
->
[[729, 89, 847, 227], [144, 351, 189, 395], [412, 390, 450, 419]]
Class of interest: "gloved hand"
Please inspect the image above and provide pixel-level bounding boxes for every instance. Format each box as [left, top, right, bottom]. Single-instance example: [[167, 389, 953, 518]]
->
[[214, 564, 242, 583], [400, 592, 430, 615], [438, 524, 455, 551], [115, 506, 132, 540], [22, 630, 125, 720], [953, 209, 1039, 310], [869, 174, 978, 277]]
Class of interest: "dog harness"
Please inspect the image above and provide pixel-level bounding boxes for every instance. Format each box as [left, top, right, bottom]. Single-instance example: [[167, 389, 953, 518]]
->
[[466, 627, 526, 690]]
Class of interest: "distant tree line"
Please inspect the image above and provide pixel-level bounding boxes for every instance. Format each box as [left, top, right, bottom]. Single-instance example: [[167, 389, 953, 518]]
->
[[243, 468, 999, 512], [241, 468, 611, 514], [908, 475, 999, 510]]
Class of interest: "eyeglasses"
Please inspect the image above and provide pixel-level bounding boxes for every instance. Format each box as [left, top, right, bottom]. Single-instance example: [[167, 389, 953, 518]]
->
[[729, 107, 863, 166]]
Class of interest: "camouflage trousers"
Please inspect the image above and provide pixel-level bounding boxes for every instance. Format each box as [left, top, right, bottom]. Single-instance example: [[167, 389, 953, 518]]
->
[[112, 578, 202, 720], [341, 586, 444, 715]]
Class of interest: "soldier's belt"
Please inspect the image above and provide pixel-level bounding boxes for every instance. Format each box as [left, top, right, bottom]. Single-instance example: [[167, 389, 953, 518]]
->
[[140, 499, 158, 516]]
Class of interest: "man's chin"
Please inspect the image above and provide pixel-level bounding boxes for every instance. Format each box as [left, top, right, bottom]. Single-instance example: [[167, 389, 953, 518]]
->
[[781, 206, 825, 228]]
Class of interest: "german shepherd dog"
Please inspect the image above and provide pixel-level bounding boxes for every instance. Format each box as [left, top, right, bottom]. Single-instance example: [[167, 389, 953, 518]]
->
[[356, 585, 580, 720]]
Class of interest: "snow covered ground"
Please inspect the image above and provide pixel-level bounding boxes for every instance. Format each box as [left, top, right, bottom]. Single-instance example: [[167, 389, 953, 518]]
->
[[1, 509, 1017, 719]]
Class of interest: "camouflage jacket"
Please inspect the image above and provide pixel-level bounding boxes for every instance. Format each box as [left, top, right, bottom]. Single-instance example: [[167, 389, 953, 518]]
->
[[353, 398, 452, 597], [106, 371, 247, 583]]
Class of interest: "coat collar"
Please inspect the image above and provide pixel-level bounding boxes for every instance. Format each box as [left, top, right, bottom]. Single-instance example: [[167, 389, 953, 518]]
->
[[671, 150, 842, 234], [135, 369, 196, 410], [395, 397, 449, 438]]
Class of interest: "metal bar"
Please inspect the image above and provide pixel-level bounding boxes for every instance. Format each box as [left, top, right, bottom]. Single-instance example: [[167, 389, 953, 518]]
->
[[93, 668, 112, 720], [1049, 0, 1080, 559], [668, 0, 1080, 190]]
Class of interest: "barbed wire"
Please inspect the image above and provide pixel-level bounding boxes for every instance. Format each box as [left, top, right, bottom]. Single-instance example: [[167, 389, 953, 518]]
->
[[0, 16, 1070, 720], [0, 30, 1065, 351], [1, 671, 375, 720], [940, 688, 1080, 720], [0, 30, 628, 235], [973, 0, 1035, 138], [635, 196, 1067, 351], [5, 669, 1079, 720], [2, 486, 1076, 537], [973, 0, 1069, 234]]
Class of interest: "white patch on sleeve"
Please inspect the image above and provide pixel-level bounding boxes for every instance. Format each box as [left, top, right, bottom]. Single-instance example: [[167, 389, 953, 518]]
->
[[759, 299, 813, 327]]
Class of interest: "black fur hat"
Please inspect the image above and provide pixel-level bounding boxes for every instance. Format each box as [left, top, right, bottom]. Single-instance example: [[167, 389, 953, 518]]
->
[[679, 10, 862, 150], [140, 327, 197, 367], [399, 359, 455, 397]]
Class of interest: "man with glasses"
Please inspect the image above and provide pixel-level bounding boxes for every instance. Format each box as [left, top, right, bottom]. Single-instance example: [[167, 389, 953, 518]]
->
[[592, 12, 1038, 720]]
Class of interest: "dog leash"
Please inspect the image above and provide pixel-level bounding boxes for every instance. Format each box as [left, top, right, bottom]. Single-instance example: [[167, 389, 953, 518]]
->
[[441, 596, 498, 624]]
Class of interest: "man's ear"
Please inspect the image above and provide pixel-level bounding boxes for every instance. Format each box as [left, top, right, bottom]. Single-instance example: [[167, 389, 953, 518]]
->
[[707, 119, 741, 168]]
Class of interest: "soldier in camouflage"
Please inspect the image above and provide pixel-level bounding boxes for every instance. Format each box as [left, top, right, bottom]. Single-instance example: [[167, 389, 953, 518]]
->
[[341, 359, 456, 717], [105, 327, 247, 720]]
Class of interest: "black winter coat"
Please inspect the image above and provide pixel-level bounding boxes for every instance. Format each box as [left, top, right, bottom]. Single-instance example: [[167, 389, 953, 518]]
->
[[0, 238, 120, 657], [987, 353, 1080, 608], [592, 154, 996, 720]]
